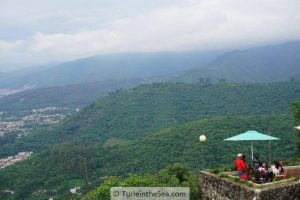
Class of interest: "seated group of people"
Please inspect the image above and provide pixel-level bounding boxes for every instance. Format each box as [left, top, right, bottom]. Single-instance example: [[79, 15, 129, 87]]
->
[[235, 153, 284, 182]]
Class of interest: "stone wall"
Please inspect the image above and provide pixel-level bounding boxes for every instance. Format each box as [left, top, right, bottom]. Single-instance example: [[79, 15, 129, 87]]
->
[[199, 171, 300, 200], [259, 182, 300, 200]]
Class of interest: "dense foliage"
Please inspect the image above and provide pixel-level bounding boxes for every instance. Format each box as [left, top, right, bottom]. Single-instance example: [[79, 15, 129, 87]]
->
[[1, 80, 300, 199], [2, 80, 300, 158], [0, 115, 297, 199], [291, 101, 300, 155], [0, 144, 100, 199], [83, 163, 199, 200], [97, 115, 296, 175]]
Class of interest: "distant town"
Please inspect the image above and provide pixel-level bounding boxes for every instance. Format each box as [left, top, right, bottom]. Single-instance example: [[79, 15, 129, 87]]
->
[[0, 152, 33, 169], [0, 106, 71, 138], [0, 106, 77, 169], [0, 104, 84, 200]]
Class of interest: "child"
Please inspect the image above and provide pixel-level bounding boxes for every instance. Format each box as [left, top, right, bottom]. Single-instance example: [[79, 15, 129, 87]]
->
[[259, 162, 273, 182], [258, 162, 267, 175]]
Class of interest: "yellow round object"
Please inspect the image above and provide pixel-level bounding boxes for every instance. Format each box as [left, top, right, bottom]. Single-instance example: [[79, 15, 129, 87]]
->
[[199, 135, 207, 143]]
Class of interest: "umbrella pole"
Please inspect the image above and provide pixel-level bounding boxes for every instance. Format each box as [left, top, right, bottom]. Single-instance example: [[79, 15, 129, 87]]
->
[[251, 143, 253, 160], [269, 141, 272, 164]]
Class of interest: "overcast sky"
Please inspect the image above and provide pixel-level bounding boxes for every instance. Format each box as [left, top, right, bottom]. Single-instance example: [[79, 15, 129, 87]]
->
[[0, 0, 300, 69]]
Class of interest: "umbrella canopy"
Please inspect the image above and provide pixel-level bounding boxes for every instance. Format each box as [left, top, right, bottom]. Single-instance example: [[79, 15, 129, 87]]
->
[[224, 130, 280, 159], [224, 130, 280, 141], [294, 125, 300, 131]]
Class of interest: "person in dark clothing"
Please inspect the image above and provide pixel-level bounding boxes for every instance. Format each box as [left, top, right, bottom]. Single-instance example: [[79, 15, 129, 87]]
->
[[253, 156, 262, 170], [253, 156, 262, 182]]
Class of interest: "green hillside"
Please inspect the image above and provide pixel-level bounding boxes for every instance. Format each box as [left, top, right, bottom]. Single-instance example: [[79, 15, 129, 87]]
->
[[0, 115, 297, 200], [84, 163, 200, 200], [0, 79, 143, 111], [98, 115, 297, 176], [1, 80, 300, 199], [291, 101, 300, 157], [1, 80, 300, 158], [178, 41, 300, 83]]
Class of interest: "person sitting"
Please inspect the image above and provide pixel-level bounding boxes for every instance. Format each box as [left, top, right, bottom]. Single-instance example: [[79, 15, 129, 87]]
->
[[252, 156, 262, 182], [235, 153, 248, 180], [258, 162, 267, 174], [271, 161, 284, 176], [259, 162, 273, 182], [253, 156, 262, 170]]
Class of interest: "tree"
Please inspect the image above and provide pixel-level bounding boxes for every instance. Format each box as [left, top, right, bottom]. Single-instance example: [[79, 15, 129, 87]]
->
[[291, 102, 300, 123], [291, 101, 300, 155], [83, 164, 200, 200]]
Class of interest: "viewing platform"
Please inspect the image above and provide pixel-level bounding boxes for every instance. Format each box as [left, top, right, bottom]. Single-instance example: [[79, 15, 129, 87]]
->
[[199, 166, 300, 200]]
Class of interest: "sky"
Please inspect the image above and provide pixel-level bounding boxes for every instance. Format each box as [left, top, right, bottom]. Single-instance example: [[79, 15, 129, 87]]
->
[[0, 0, 300, 70]]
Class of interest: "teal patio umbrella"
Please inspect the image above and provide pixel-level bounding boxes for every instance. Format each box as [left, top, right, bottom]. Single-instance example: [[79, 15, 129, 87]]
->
[[224, 130, 280, 160]]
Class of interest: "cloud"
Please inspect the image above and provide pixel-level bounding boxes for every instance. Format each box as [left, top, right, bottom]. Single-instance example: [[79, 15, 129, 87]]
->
[[0, 0, 300, 65]]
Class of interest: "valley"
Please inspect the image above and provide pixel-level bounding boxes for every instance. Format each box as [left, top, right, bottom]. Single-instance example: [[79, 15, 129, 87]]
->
[[0, 79, 300, 199]]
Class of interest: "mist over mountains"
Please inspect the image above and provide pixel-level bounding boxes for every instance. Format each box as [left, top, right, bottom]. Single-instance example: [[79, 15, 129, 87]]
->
[[0, 51, 220, 89], [1, 41, 299, 93], [0, 79, 144, 111], [0, 40, 299, 116], [177, 41, 300, 82]]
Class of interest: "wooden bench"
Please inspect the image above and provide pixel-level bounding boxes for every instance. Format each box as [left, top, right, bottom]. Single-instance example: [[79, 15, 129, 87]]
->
[[275, 166, 300, 180]]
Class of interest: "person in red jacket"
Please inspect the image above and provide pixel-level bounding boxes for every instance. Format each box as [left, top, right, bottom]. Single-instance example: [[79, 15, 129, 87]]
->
[[235, 153, 248, 179]]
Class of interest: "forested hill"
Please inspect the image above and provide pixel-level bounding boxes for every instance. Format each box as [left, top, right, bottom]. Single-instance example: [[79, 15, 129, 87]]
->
[[1, 80, 300, 158], [0, 115, 297, 200], [1, 80, 300, 199], [0, 79, 144, 111], [177, 41, 300, 82]]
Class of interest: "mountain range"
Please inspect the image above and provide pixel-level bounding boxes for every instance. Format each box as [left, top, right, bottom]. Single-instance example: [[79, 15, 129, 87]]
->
[[0, 79, 144, 111], [1, 41, 300, 92], [0, 41, 299, 113], [0, 51, 219, 89], [177, 41, 300, 82]]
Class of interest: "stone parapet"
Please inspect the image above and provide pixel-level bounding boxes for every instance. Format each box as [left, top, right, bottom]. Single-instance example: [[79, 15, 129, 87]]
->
[[199, 171, 300, 200]]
